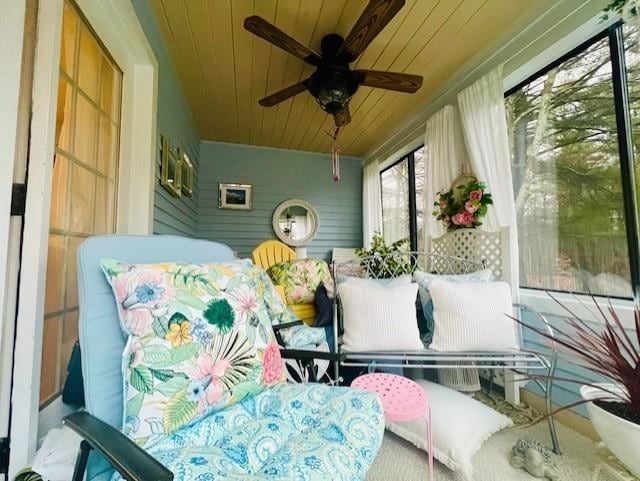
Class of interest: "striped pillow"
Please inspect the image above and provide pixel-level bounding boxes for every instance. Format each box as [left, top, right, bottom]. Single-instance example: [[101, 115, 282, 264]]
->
[[428, 281, 519, 352], [339, 282, 422, 352]]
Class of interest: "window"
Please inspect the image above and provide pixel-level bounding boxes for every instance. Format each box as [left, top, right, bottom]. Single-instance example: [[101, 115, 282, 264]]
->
[[380, 146, 424, 248], [506, 22, 639, 298], [41, 0, 122, 405], [381, 158, 410, 244]]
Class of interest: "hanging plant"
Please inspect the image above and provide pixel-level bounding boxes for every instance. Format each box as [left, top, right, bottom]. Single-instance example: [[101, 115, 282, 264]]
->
[[432, 179, 493, 231]]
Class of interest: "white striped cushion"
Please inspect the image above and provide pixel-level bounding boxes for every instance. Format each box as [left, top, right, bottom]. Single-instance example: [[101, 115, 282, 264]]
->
[[339, 282, 422, 352], [428, 281, 519, 352]]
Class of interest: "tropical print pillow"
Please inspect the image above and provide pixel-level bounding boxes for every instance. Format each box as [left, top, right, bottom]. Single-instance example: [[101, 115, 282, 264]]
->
[[100, 258, 286, 448], [267, 259, 334, 305]]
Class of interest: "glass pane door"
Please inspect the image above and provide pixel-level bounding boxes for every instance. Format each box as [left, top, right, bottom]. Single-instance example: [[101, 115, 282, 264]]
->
[[40, 0, 122, 406]]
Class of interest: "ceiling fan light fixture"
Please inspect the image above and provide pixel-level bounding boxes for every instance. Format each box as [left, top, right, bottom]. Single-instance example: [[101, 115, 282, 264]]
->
[[308, 68, 359, 115]]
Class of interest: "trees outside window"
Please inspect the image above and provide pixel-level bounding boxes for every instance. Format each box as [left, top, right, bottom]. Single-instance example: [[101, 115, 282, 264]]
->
[[380, 146, 424, 248], [506, 22, 640, 298]]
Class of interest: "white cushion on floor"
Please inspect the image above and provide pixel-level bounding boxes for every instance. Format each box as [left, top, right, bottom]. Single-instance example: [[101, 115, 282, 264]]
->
[[386, 379, 513, 481]]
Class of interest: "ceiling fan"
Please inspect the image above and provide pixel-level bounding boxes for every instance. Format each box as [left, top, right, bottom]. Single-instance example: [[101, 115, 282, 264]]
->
[[244, 0, 423, 128]]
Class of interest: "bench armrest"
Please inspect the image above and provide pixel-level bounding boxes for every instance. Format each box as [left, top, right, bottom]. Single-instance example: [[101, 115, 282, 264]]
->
[[63, 412, 173, 481]]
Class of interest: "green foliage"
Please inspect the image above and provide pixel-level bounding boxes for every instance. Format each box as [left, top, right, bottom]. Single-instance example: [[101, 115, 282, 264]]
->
[[155, 376, 189, 397], [603, 0, 638, 19], [356, 232, 413, 277], [163, 389, 198, 432], [169, 265, 220, 297], [126, 392, 145, 417], [203, 298, 235, 333], [130, 365, 154, 393]]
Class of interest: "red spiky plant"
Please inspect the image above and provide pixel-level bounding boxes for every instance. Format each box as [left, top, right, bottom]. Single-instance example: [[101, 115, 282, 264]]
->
[[515, 293, 640, 424]]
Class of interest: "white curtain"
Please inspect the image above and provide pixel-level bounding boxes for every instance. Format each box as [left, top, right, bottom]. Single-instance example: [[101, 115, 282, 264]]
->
[[362, 160, 382, 248], [423, 105, 467, 247], [457, 65, 519, 295]]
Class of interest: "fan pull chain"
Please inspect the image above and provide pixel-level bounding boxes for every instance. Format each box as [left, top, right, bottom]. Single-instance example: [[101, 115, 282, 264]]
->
[[326, 126, 341, 182]]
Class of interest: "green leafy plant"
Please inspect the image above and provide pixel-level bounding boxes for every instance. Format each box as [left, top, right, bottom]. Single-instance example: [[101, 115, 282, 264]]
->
[[432, 179, 493, 231], [356, 232, 413, 277]]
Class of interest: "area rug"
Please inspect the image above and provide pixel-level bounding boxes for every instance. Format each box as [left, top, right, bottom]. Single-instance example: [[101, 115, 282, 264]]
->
[[366, 421, 619, 481]]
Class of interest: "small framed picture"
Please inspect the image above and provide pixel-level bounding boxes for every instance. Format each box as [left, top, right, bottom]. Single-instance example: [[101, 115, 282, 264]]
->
[[181, 152, 194, 197], [219, 183, 252, 210], [160, 135, 182, 198]]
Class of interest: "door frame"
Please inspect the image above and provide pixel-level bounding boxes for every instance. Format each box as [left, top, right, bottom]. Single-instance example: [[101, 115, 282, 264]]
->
[[0, 4, 30, 479], [8, 0, 158, 476]]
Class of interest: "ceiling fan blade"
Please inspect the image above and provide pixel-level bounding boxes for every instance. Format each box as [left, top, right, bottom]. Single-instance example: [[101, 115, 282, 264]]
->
[[244, 16, 321, 66], [355, 70, 423, 93], [341, 0, 405, 60], [334, 106, 351, 127], [259, 81, 308, 107]]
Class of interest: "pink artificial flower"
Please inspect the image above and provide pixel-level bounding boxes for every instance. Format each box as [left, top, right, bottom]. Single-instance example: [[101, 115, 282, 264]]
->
[[261, 342, 284, 385], [465, 201, 479, 214], [469, 189, 483, 201], [459, 211, 474, 225]]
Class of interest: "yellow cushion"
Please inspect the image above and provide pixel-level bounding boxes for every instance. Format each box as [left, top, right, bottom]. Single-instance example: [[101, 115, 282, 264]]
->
[[289, 304, 317, 326]]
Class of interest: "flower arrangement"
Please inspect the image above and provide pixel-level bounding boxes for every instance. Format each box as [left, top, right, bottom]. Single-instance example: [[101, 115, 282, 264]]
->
[[432, 179, 493, 231]]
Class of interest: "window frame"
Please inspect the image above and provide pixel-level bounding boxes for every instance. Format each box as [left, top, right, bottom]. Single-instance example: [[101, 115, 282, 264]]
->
[[505, 21, 640, 302], [379, 145, 424, 250]]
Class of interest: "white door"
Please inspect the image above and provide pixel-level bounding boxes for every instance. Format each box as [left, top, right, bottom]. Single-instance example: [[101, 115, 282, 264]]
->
[[6, 1, 157, 477], [0, 1, 37, 479]]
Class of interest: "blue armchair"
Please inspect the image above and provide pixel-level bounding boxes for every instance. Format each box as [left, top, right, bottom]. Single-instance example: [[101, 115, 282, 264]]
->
[[64, 235, 383, 481]]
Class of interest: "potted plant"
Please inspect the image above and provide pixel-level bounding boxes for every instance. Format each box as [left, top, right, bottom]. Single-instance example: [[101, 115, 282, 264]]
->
[[356, 232, 412, 278], [517, 296, 640, 476]]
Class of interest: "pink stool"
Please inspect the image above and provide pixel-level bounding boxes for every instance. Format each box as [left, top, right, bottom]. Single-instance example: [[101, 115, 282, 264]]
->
[[353, 373, 433, 480]]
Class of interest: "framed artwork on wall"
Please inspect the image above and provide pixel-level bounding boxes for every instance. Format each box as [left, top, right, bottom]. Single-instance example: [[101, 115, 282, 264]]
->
[[219, 183, 252, 210], [181, 152, 194, 197], [160, 135, 182, 198]]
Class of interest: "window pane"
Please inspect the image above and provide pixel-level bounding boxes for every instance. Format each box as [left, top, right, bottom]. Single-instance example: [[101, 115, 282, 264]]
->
[[506, 35, 632, 297], [414, 146, 426, 248], [381, 159, 410, 244], [624, 23, 640, 214]]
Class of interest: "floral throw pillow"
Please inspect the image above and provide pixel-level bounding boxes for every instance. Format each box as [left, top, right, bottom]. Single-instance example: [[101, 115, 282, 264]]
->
[[267, 259, 334, 305], [100, 258, 286, 447]]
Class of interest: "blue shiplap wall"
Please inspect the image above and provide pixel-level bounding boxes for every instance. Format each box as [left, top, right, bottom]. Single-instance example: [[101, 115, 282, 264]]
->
[[198, 141, 363, 259], [131, 0, 200, 237], [521, 309, 626, 416]]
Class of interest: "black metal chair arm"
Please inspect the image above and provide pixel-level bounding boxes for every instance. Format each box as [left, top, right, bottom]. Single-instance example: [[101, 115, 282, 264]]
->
[[63, 411, 173, 481], [280, 349, 345, 362]]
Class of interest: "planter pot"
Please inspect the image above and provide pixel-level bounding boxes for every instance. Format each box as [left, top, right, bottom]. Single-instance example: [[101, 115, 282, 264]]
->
[[581, 384, 640, 477]]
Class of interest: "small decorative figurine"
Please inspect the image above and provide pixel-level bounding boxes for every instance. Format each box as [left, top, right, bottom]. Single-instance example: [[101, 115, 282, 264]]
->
[[510, 437, 559, 480]]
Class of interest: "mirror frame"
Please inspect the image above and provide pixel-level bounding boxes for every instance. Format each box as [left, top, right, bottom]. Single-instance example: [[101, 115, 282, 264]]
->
[[272, 198, 320, 247]]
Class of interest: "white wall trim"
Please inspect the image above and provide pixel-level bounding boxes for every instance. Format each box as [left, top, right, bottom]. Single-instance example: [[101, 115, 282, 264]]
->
[[9, 0, 63, 476], [363, 0, 608, 165], [78, 0, 158, 234], [0, 0, 27, 448], [503, 13, 620, 92], [520, 288, 636, 330]]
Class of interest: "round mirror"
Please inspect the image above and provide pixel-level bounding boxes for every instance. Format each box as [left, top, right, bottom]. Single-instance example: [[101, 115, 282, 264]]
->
[[272, 199, 319, 247]]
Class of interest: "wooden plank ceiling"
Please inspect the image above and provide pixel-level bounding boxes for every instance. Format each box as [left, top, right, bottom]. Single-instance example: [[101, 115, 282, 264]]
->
[[151, 0, 554, 156]]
